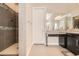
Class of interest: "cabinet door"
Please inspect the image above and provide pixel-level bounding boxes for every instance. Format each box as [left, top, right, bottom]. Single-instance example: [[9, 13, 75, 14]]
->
[[70, 36, 79, 55], [67, 36, 76, 50], [59, 35, 66, 48], [67, 34, 79, 55], [59, 36, 64, 47], [74, 37, 79, 50]]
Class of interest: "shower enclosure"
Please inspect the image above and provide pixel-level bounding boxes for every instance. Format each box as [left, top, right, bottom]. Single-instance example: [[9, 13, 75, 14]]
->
[[0, 3, 18, 56]]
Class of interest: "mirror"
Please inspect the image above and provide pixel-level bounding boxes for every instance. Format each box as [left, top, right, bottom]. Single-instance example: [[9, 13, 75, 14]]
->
[[45, 12, 79, 32], [73, 15, 79, 29], [46, 13, 53, 32], [54, 15, 67, 31]]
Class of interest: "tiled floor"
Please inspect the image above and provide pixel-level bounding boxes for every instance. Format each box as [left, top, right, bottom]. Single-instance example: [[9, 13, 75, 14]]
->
[[29, 45, 75, 56], [0, 43, 18, 56]]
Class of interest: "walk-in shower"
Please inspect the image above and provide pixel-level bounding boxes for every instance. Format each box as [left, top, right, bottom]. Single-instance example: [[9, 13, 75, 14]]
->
[[0, 3, 18, 56]]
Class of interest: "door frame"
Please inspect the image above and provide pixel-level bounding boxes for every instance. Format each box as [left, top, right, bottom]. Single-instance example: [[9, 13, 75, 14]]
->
[[32, 7, 47, 45]]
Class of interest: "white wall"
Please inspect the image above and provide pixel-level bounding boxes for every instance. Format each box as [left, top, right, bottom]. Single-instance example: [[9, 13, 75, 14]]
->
[[26, 4, 33, 55], [19, 3, 27, 56], [19, 3, 33, 56]]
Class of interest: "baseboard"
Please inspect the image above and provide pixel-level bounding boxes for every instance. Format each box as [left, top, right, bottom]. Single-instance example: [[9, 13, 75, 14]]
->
[[32, 43, 59, 46], [33, 43, 45, 45], [27, 44, 33, 56], [33, 42, 46, 45], [48, 43, 59, 45]]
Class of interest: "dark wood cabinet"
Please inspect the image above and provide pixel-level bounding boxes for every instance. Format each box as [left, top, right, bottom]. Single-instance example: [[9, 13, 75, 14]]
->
[[59, 34, 67, 48], [59, 33, 79, 55], [67, 33, 79, 55], [67, 34, 75, 49]]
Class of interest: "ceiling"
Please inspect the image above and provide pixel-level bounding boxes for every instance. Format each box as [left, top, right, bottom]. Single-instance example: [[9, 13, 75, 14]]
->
[[31, 3, 79, 15], [5, 3, 79, 15], [5, 3, 18, 13]]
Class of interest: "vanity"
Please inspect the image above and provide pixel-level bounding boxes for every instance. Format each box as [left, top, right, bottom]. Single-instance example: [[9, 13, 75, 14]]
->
[[45, 11, 79, 55], [46, 31, 79, 55], [66, 33, 79, 55]]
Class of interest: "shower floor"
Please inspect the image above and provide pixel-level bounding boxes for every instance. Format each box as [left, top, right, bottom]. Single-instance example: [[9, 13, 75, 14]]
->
[[0, 43, 18, 56]]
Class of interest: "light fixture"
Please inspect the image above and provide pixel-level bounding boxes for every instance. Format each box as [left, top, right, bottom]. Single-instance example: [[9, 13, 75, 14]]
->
[[55, 15, 63, 20]]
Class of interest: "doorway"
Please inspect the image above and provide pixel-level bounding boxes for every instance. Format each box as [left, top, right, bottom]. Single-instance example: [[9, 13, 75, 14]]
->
[[32, 7, 47, 44]]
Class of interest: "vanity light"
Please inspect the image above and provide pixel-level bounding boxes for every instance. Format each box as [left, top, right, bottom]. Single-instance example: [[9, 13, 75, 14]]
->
[[55, 14, 69, 20], [55, 15, 63, 20]]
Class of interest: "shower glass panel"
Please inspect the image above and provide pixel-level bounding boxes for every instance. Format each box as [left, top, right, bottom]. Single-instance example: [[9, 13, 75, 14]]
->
[[0, 3, 18, 56]]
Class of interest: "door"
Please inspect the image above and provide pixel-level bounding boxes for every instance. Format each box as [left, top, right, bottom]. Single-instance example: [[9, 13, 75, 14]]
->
[[59, 35, 67, 48], [32, 7, 46, 44], [67, 35, 75, 49]]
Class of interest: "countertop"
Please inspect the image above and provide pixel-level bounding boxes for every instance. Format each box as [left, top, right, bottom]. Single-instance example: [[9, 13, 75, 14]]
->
[[47, 31, 66, 34], [47, 29, 79, 34]]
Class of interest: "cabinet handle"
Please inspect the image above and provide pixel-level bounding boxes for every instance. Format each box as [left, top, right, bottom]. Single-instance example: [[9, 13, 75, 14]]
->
[[76, 40, 78, 47]]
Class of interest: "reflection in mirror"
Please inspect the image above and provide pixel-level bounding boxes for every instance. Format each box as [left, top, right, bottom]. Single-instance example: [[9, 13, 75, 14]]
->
[[54, 21, 59, 31], [54, 15, 66, 31], [46, 13, 53, 32], [73, 16, 79, 29], [45, 12, 78, 32]]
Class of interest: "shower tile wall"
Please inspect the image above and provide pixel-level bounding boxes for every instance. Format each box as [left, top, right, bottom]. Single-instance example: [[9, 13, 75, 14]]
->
[[0, 4, 18, 52], [15, 13, 18, 43]]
